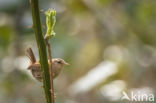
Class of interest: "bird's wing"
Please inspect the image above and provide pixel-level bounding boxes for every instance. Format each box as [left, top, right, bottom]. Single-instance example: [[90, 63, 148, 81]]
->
[[27, 62, 40, 70]]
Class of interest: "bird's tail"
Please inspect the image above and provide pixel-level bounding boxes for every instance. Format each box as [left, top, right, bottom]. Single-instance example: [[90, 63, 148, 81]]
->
[[26, 47, 36, 64]]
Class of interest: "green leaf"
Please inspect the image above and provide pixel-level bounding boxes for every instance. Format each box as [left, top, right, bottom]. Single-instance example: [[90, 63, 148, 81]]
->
[[45, 9, 56, 39]]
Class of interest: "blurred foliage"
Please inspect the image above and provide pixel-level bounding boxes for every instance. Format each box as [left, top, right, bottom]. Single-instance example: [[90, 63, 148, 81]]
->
[[0, 0, 156, 103]]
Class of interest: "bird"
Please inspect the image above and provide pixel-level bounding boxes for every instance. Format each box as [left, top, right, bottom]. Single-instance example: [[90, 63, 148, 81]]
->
[[26, 47, 69, 82]]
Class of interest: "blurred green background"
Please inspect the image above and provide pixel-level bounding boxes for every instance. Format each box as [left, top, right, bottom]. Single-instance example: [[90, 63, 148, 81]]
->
[[0, 0, 156, 103]]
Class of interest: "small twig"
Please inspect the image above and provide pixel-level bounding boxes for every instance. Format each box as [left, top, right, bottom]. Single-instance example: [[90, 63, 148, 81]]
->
[[45, 38, 55, 103], [44, 9, 56, 103]]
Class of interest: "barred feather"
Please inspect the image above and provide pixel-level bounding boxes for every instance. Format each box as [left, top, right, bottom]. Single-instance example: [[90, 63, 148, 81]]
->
[[26, 47, 36, 64]]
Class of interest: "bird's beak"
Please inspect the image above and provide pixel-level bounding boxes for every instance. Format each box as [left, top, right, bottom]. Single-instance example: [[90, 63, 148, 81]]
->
[[64, 62, 70, 66]]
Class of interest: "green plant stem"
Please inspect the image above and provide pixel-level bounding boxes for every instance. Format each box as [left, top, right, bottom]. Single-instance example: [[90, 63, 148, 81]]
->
[[30, 0, 51, 103], [45, 39, 55, 103]]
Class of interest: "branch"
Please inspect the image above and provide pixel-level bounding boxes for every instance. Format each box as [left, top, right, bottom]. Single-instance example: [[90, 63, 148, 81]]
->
[[45, 39, 55, 103], [30, 0, 51, 103], [44, 9, 57, 103]]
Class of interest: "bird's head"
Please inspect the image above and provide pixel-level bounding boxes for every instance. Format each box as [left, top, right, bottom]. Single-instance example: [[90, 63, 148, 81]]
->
[[51, 58, 69, 69]]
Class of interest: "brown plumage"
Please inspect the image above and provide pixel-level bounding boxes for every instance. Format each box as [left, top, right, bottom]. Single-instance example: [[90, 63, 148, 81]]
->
[[27, 48, 69, 82]]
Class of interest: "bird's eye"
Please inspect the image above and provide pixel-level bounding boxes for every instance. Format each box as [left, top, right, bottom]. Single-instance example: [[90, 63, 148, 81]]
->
[[57, 61, 62, 64]]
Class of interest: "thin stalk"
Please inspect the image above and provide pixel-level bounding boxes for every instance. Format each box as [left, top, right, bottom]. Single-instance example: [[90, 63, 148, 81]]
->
[[46, 39, 55, 103], [30, 0, 51, 103]]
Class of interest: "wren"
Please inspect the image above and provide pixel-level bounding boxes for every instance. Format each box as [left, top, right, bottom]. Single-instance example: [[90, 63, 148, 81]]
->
[[26, 47, 69, 82]]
